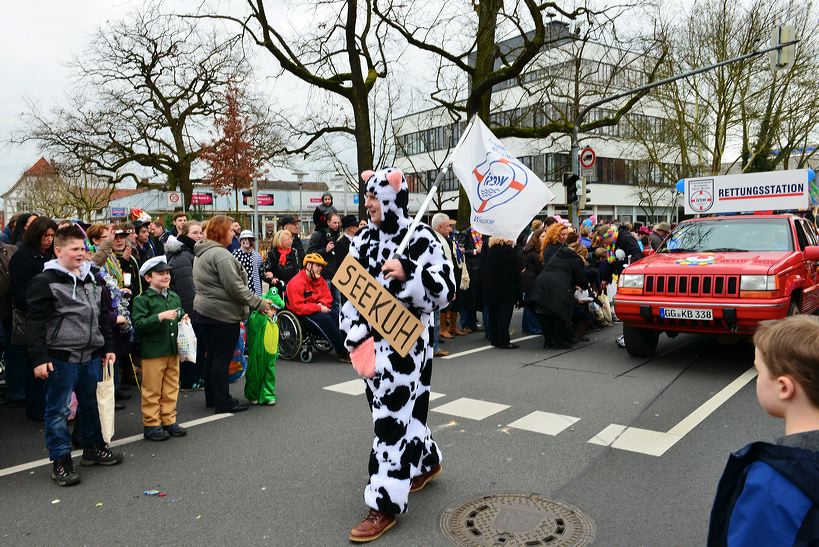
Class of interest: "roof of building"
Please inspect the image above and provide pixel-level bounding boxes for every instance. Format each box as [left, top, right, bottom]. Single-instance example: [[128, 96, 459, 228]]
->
[[23, 157, 58, 177], [109, 188, 148, 201]]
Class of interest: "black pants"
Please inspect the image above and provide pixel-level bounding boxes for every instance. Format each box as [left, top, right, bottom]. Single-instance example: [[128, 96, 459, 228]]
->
[[538, 310, 572, 346], [488, 298, 514, 347], [180, 318, 206, 389], [198, 320, 240, 410]]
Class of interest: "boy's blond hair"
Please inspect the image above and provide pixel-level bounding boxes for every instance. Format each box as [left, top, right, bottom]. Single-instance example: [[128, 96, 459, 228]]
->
[[753, 315, 819, 407]]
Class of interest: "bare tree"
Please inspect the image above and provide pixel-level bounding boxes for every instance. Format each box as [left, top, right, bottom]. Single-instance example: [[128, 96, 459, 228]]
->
[[197, 0, 391, 218], [11, 7, 252, 208], [633, 0, 819, 177], [18, 168, 114, 220]]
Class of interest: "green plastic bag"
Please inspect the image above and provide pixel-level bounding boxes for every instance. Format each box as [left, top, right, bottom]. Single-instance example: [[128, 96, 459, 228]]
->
[[244, 287, 285, 404]]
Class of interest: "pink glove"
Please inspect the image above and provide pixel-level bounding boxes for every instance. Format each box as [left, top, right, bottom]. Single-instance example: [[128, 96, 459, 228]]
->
[[350, 337, 376, 379]]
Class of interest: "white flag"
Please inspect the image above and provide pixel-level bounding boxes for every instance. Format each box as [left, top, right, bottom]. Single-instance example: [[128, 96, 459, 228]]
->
[[451, 116, 555, 240]]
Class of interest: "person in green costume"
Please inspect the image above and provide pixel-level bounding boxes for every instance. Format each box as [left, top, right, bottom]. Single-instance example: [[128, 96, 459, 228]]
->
[[244, 287, 285, 405]]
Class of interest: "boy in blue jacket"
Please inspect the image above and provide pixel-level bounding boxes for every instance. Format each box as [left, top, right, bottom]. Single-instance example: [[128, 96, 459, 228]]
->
[[708, 315, 819, 546]]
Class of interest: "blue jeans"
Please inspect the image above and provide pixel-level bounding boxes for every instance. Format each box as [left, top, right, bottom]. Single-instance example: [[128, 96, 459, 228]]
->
[[460, 308, 477, 329], [522, 306, 542, 335], [44, 357, 103, 460], [483, 303, 493, 341], [433, 310, 441, 352], [305, 311, 346, 355]]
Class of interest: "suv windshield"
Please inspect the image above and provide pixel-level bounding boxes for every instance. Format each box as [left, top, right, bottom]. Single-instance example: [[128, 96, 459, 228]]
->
[[660, 219, 793, 253]]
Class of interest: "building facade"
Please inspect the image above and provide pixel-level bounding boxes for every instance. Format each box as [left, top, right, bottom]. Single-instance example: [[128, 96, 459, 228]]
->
[[393, 24, 691, 225]]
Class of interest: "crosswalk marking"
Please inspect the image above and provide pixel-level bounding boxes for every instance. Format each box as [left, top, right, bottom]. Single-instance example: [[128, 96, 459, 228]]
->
[[431, 397, 510, 421], [323, 379, 366, 396], [507, 411, 580, 436]]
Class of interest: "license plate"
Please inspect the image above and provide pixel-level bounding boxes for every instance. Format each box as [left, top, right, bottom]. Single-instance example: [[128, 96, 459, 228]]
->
[[660, 307, 713, 320]]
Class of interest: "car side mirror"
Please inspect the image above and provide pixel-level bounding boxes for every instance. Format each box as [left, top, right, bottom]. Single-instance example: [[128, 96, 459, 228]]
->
[[804, 246, 819, 261]]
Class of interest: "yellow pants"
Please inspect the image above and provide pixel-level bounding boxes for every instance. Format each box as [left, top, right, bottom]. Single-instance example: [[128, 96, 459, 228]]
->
[[140, 355, 180, 427]]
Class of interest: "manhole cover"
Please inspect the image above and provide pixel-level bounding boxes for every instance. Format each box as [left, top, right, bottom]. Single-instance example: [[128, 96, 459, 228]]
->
[[440, 492, 595, 546]]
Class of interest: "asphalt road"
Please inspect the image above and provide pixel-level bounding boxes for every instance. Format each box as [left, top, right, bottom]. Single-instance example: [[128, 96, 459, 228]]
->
[[0, 315, 779, 546]]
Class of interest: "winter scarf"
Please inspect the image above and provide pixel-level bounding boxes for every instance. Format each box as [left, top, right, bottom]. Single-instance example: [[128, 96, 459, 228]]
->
[[278, 246, 292, 266]]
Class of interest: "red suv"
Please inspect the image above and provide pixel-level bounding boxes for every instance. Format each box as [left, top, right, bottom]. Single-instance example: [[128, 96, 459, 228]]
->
[[614, 214, 819, 356]]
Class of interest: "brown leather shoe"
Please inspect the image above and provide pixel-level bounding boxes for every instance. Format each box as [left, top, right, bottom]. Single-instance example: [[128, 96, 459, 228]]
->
[[348, 509, 396, 543], [410, 464, 442, 493], [433, 350, 449, 357]]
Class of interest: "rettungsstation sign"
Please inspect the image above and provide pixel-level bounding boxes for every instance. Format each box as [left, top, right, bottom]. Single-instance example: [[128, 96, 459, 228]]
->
[[683, 169, 811, 215]]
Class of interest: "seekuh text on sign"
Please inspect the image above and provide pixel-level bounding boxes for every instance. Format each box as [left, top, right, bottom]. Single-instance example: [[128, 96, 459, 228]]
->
[[332, 254, 424, 357]]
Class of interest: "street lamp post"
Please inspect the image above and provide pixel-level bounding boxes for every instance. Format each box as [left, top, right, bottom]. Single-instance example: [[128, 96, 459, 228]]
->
[[293, 170, 308, 233]]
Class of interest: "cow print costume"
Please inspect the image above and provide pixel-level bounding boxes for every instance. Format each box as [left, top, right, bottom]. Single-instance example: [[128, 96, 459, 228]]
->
[[340, 167, 455, 515]]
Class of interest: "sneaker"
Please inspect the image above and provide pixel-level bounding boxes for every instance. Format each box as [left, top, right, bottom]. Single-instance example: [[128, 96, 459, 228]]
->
[[264, 399, 276, 406], [433, 350, 449, 357], [51, 455, 80, 486], [163, 423, 187, 437], [349, 509, 396, 543], [81, 444, 125, 466], [410, 464, 442, 493], [143, 426, 170, 442]]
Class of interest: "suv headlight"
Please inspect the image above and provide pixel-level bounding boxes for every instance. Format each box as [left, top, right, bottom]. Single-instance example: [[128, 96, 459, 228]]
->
[[619, 274, 644, 289], [740, 275, 777, 291]]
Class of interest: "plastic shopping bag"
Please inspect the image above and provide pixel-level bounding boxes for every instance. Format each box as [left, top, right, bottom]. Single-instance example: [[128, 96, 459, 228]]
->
[[177, 318, 198, 363], [97, 360, 116, 444], [228, 322, 247, 383]]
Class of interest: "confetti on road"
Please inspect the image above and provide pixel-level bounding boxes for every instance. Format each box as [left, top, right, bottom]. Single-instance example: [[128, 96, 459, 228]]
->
[[95, 502, 103, 507], [51, 499, 60, 504]]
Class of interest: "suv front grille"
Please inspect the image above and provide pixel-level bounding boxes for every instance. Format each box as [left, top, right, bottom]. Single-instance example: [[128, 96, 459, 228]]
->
[[644, 274, 739, 297]]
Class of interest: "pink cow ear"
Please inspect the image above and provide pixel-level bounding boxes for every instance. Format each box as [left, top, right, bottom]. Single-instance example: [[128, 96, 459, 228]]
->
[[386, 169, 403, 191], [360, 170, 375, 182]]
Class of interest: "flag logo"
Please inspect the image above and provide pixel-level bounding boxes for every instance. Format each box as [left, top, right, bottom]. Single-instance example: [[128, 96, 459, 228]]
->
[[472, 153, 528, 213], [451, 116, 555, 239]]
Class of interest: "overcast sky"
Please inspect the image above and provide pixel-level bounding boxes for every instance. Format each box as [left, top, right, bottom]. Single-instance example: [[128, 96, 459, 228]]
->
[[0, 1, 145, 193]]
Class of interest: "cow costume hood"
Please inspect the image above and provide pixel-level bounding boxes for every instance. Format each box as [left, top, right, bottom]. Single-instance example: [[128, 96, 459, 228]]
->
[[361, 167, 411, 235]]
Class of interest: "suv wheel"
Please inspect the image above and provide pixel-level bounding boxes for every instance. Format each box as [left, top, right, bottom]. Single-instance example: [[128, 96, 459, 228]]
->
[[623, 326, 660, 357], [788, 300, 800, 316]]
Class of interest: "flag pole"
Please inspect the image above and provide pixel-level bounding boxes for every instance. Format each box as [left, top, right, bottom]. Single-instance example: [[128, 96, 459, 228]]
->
[[394, 116, 477, 257]]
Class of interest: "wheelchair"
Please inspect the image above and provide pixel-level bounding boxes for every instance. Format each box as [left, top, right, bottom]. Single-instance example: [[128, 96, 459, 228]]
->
[[276, 309, 335, 363]]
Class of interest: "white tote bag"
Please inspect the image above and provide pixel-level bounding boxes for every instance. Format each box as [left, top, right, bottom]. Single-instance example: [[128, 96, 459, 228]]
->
[[97, 360, 116, 444], [177, 318, 198, 363]]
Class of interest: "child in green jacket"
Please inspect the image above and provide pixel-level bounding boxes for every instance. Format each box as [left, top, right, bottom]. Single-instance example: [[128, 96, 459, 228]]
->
[[132, 256, 188, 442]]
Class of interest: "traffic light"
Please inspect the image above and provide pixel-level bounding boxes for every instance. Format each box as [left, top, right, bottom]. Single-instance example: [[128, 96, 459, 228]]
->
[[578, 177, 592, 209], [563, 172, 579, 204]]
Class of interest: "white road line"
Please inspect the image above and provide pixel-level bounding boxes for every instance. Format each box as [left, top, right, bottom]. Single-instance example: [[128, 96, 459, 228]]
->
[[588, 367, 757, 457], [442, 335, 540, 359], [507, 411, 580, 436], [431, 397, 510, 421], [0, 413, 232, 479]]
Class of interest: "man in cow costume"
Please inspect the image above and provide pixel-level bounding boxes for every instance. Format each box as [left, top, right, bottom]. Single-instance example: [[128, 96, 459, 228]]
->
[[341, 167, 455, 542]]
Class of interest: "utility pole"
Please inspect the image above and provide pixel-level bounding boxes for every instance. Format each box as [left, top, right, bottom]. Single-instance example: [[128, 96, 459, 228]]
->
[[568, 36, 799, 227]]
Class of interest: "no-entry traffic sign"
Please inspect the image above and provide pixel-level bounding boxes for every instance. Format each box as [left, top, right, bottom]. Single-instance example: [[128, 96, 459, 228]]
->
[[580, 147, 596, 169]]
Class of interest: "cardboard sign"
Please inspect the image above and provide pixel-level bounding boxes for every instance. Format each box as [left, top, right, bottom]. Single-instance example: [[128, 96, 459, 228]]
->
[[332, 254, 425, 357], [683, 170, 810, 215]]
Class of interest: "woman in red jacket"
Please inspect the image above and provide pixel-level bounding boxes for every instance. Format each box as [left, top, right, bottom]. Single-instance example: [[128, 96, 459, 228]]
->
[[285, 253, 349, 359]]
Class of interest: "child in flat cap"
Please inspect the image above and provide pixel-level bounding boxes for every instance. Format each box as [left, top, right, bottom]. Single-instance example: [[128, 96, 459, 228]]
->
[[132, 256, 188, 441]]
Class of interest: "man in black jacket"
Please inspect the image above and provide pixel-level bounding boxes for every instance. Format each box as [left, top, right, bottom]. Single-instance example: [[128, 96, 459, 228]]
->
[[307, 213, 341, 310], [334, 214, 358, 268], [280, 216, 304, 256], [27, 225, 124, 486]]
